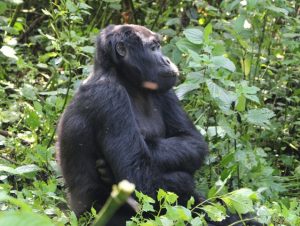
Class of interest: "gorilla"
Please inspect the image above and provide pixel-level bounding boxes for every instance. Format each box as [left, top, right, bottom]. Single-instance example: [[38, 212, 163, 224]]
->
[[56, 24, 260, 226]]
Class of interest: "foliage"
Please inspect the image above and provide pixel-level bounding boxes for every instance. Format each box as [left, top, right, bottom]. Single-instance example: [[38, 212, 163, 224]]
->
[[0, 0, 299, 225]]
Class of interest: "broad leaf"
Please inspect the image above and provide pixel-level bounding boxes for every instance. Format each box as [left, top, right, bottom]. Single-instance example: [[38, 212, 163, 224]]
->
[[201, 204, 226, 222], [206, 80, 236, 111], [246, 108, 275, 127], [266, 5, 288, 15], [221, 188, 257, 214], [0, 46, 18, 60], [183, 28, 203, 44], [176, 38, 200, 53], [211, 56, 236, 72], [0, 164, 40, 175], [0, 211, 54, 226], [175, 82, 200, 100]]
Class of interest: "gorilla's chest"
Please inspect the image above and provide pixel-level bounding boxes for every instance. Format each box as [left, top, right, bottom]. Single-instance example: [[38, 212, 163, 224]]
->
[[130, 96, 165, 139]]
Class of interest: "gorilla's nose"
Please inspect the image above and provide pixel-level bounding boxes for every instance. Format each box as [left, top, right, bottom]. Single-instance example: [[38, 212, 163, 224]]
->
[[162, 57, 171, 65]]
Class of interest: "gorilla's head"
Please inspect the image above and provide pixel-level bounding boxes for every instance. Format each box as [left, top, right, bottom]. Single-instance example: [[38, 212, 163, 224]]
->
[[95, 24, 179, 92]]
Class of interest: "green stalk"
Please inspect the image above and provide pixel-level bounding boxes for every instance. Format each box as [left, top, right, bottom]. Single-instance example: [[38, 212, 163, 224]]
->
[[92, 180, 135, 226]]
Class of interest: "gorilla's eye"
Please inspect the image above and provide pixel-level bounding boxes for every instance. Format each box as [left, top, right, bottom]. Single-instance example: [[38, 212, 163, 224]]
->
[[150, 42, 160, 51]]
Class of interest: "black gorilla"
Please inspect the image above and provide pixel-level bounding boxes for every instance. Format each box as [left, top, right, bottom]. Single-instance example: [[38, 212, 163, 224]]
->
[[57, 24, 207, 224], [57, 25, 259, 226]]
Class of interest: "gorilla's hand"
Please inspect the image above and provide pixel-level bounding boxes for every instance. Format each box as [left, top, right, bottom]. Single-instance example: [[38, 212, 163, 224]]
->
[[96, 159, 114, 185]]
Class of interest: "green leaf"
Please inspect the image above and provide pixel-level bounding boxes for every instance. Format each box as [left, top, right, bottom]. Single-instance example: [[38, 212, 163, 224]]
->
[[14, 164, 40, 174], [159, 217, 173, 226], [203, 23, 212, 43], [0, 165, 16, 174], [246, 108, 275, 127], [187, 196, 195, 209], [165, 206, 192, 221], [191, 217, 203, 226], [201, 204, 226, 222], [25, 107, 40, 130], [165, 192, 178, 204], [81, 46, 95, 54], [212, 43, 226, 56], [206, 80, 236, 108], [0, 211, 54, 226], [39, 52, 58, 63], [142, 202, 155, 212], [0, 46, 18, 60], [66, 0, 77, 12], [221, 188, 257, 215], [242, 56, 251, 77], [175, 82, 200, 100], [20, 84, 37, 100], [176, 38, 200, 53], [211, 56, 236, 72], [233, 14, 246, 33], [266, 5, 288, 15], [0, 2, 7, 14], [236, 95, 246, 112], [244, 94, 260, 104], [183, 28, 203, 44], [0, 164, 40, 175], [157, 189, 166, 202], [177, 206, 192, 221]]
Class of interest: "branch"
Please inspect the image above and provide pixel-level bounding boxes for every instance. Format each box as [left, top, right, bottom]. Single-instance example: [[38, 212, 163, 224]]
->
[[19, 15, 47, 42]]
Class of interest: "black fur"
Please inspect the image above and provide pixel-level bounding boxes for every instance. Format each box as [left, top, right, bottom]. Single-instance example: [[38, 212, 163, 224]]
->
[[57, 25, 259, 226]]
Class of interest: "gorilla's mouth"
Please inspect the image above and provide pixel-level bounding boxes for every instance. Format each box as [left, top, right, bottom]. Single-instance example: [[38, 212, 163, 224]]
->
[[160, 71, 178, 77], [142, 81, 159, 90]]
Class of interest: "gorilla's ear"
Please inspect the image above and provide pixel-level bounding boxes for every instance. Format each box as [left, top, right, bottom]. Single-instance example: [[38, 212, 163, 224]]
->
[[115, 41, 126, 57]]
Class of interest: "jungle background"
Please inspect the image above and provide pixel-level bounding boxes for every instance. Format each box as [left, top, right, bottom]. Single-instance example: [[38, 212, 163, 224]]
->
[[0, 0, 299, 225]]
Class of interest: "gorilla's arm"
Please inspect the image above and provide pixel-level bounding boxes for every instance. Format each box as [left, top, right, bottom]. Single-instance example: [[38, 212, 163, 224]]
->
[[148, 90, 208, 173], [88, 81, 151, 182], [86, 81, 204, 181]]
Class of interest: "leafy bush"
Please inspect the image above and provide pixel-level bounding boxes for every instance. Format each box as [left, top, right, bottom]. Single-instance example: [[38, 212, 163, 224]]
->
[[0, 0, 299, 225]]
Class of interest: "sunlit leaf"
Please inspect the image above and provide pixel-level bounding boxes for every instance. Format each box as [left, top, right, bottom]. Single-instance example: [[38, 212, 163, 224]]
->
[[236, 95, 246, 112], [0, 164, 40, 175], [0, 211, 54, 226], [201, 204, 226, 222], [14, 164, 40, 174], [0, 46, 18, 60], [221, 188, 256, 214], [203, 23, 212, 43]]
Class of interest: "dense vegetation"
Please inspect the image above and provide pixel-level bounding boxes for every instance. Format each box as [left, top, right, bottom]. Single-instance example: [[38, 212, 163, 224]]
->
[[0, 0, 299, 225]]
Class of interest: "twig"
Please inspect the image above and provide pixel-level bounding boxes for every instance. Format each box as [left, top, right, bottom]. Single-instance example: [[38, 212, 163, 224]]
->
[[253, 14, 267, 79], [151, 0, 167, 30], [46, 65, 73, 149], [9, 4, 22, 28], [228, 217, 258, 226], [19, 15, 47, 42], [0, 155, 18, 165], [129, 0, 137, 24]]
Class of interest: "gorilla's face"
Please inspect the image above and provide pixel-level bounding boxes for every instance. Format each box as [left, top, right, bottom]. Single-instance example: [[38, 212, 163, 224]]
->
[[97, 25, 178, 92]]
